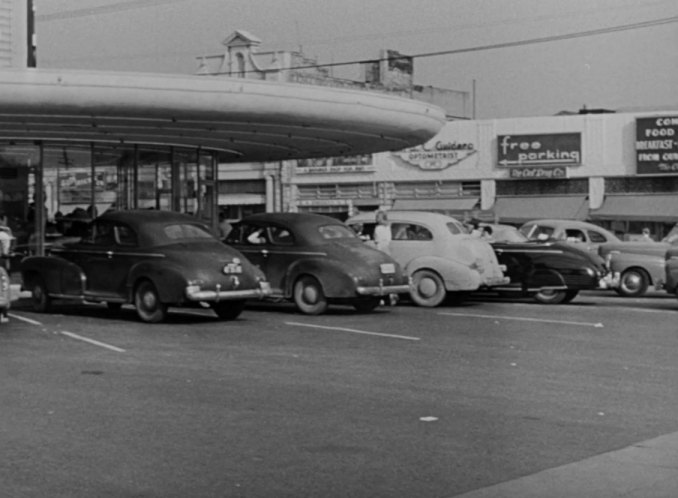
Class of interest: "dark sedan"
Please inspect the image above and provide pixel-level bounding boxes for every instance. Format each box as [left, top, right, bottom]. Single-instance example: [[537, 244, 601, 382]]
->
[[225, 213, 411, 314], [20, 210, 271, 322], [482, 224, 614, 304]]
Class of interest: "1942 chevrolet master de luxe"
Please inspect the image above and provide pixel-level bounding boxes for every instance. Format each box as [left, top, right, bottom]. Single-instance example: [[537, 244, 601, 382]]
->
[[20, 210, 271, 322]]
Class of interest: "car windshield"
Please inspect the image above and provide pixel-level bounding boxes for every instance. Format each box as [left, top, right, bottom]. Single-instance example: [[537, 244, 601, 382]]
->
[[520, 224, 554, 240], [492, 226, 528, 243], [163, 223, 214, 241], [446, 221, 466, 235], [318, 224, 357, 240]]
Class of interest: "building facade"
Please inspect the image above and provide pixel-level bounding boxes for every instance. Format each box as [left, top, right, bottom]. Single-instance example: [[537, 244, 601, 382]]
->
[[287, 111, 678, 239]]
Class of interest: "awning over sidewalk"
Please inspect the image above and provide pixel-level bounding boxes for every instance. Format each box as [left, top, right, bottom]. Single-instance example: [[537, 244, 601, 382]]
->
[[493, 196, 588, 224], [392, 198, 479, 213], [589, 195, 678, 222]]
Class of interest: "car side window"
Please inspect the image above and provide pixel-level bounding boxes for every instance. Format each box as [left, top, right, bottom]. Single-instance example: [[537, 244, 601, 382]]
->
[[392, 223, 432, 241], [269, 226, 294, 245], [587, 230, 607, 243], [92, 221, 115, 246], [242, 224, 267, 245], [115, 224, 138, 247], [564, 229, 586, 243]]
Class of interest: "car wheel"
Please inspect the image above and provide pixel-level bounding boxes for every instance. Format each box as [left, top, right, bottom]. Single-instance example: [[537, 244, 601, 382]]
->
[[616, 268, 649, 297], [410, 269, 446, 307], [353, 297, 381, 313], [533, 289, 569, 304], [212, 300, 246, 320], [134, 279, 168, 323], [293, 275, 328, 315], [31, 277, 52, 313]]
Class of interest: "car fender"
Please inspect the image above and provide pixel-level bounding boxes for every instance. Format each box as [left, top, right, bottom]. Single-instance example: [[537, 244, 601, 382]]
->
[[20, 255, 86, 296], [126, 260, 188, 303], [608, 252, 665, 285], [283, 257, 357, 299], [405, 255, 481, 291], [525, 268, 567, 289]]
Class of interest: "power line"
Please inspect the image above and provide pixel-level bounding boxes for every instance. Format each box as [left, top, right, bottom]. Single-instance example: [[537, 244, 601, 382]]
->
[[271, 15, 678, 73]]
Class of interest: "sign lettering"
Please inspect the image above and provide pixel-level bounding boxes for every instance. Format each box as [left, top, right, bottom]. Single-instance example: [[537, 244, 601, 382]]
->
[[636, 116, 678, 174]]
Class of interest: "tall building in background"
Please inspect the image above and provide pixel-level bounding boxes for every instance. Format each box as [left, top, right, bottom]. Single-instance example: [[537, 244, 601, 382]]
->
[[0, 0, 34, 68]]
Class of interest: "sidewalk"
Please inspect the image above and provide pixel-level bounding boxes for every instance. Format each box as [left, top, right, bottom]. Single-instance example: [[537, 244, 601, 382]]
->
[[455, 431, 678, 498]]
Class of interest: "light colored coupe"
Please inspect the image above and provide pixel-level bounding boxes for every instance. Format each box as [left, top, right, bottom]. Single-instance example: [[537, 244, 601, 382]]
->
[[347, 211, 509, 307]]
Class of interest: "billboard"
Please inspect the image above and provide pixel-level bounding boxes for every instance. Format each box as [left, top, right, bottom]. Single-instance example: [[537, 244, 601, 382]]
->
[[636, 116, 678, 175], [497, 133, 581, 167]]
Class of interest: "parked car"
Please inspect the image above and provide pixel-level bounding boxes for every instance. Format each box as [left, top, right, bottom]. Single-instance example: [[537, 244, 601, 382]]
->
[[225, 213, 411, 314], [598, 227, 678, 297], [481, 223, 615, 304], [664, 243, 678, 300], [519, 219, 622, 255], [20, 210, 271, 323], [0, 266, 10, 323], [346, 211, 509, 307]]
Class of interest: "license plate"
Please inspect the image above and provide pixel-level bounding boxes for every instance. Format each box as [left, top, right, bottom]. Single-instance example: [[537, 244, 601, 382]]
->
[[222, 263, 243, 274], [380, 263, 395, 274]]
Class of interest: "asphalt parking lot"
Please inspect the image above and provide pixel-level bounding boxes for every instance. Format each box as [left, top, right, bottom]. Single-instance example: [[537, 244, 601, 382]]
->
[[2, 290, 677, 497]]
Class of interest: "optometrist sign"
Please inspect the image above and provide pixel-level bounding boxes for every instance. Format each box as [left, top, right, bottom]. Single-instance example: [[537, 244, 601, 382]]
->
[[497, 133, 581, 167], [636, 116, 678, 175]]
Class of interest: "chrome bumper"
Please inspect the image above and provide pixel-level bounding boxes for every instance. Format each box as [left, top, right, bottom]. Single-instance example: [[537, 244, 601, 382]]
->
[[185, 282, 272, 302], [598, 272, 620, 289], [357, 278, 412, 296], [482, 276, 511, 288]]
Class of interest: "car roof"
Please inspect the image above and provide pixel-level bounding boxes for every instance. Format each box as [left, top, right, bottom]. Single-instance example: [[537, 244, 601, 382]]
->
[[348, 210, 463, 225], [240, 212, 344, 229], [99, 209, 204, 229], [522, 219, 608, 230]]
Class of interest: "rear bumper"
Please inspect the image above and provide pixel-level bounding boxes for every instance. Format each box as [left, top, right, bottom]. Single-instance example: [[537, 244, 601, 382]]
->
[[357, 278, 412, 296], [186, 282, 272, 301], [481, 275, 511, 288]]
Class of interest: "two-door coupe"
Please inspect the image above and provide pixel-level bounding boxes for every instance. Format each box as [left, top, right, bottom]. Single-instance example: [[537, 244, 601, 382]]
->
[[598, 226, 678, 297], [482, 223, 614, 304], [347, 211, 509, 307], [225, 213, 411, 314], [20, 210, 271, 322]]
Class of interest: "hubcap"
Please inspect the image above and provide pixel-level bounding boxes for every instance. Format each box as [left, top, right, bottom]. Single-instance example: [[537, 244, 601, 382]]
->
[[623, 274, 641, 291], [303, 286, 318, 304], [418, 277, 437, 298]]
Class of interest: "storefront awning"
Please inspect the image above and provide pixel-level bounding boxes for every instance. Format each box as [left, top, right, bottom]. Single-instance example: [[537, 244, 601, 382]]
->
[[589, 195, 678, 222], [218, 194, 265, 205], [392, 198, 479, 213], [0, 68, 445, 163], [493, 196, 589, 224]]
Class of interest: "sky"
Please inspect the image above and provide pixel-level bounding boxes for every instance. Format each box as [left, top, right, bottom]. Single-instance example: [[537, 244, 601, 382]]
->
[[34, 0, 678, 119]]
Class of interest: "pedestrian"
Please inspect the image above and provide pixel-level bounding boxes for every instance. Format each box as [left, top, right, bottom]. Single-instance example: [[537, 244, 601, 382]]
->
[[373, 210, 392, 255], [641, 227, 654, 242], [0, 212, 12, 324]]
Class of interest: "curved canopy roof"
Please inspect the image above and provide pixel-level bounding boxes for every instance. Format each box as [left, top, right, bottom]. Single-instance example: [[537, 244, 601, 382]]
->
[[0, 68, 446, 162]]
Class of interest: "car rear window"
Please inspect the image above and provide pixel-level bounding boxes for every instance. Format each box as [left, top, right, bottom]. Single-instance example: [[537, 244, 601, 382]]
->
[[319, 224, 357, 240], [163, 223, 213, 241]]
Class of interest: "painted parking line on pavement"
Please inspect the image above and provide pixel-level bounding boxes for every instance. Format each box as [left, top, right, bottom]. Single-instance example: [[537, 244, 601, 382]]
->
[[8, 313, 43, 326], [59, 331, 127, 353], [439, 312, 604, 328], [286, 321, 420, 341]]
